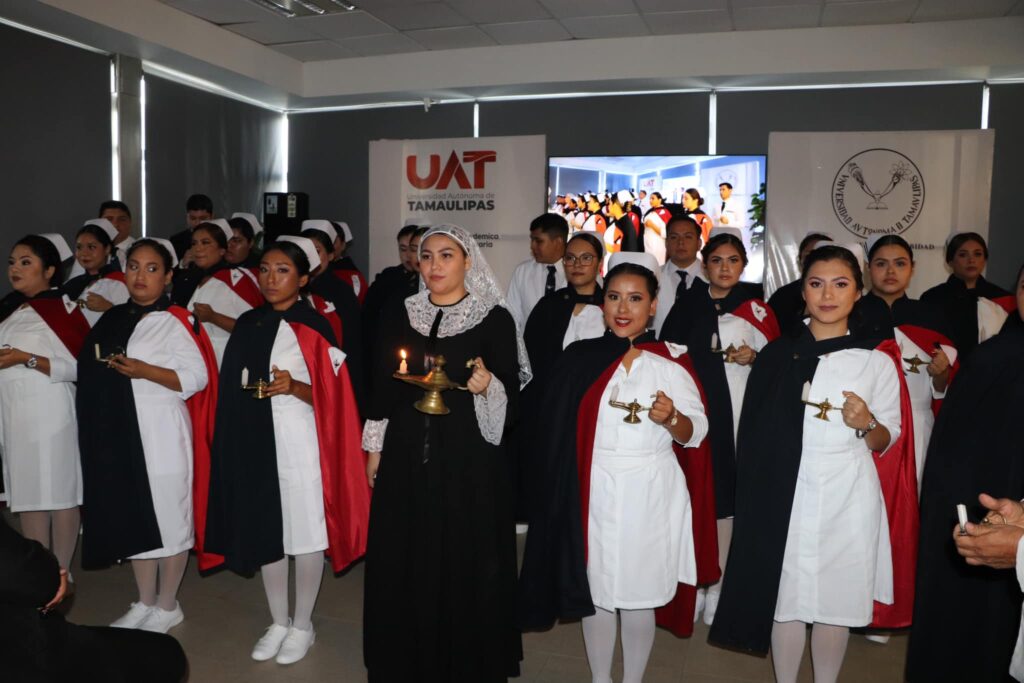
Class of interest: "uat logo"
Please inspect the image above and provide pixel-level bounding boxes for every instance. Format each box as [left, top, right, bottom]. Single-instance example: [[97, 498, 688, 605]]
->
[[406, 151, 497, 190]]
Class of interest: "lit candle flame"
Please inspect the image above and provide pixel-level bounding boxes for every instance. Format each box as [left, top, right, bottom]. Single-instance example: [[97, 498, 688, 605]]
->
[[400, 349, 407, 360]]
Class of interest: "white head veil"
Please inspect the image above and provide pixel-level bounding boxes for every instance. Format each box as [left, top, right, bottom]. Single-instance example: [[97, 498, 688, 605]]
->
[[416, 224, 533, 388]]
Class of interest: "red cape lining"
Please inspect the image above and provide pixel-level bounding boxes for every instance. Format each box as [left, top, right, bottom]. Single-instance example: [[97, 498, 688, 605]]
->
[[210, 268, 265, 309], [26, 297, 89, 357]]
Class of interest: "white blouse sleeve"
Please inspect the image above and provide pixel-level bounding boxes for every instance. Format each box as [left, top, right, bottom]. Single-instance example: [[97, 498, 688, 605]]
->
[[362, 418, 388, 453], [48, 356, 77, 383], [165, 319, 209, 400], [869, 349, 903, 453], [474, 376, 508, 446], [666, 362, 708, 447]]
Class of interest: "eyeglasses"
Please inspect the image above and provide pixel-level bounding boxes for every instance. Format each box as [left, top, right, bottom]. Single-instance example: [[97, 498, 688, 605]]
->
[[563, 253, 597, 266]]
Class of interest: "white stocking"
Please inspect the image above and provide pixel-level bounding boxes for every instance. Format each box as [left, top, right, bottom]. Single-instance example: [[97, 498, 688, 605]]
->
[[707, 517, 733, 599], [582, 606, 617, 683], [810, 623, 849, 683], [292, 552, 324, 631], [50, 507, 80, 570], [620, 608, 655, 683], [131, 559, 159, 606], [19, 510, 51, 548], [260, 557, 290, 626], [156, 551, 189, 611], [770, 620, 807, 683]]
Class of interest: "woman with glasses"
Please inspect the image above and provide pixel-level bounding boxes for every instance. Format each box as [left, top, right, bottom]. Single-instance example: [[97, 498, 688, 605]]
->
[[524, 232, 605, 382]]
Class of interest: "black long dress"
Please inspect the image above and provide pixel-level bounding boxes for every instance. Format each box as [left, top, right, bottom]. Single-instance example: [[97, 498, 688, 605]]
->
[[363, 293, 523, 682], [906, 316, 1024, 682], [921, 274, 1013, 361]]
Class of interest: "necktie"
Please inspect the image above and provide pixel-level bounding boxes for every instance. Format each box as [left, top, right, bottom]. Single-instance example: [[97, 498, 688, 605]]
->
[[676, 270, 688, 300], [545, 265, 556, 294]]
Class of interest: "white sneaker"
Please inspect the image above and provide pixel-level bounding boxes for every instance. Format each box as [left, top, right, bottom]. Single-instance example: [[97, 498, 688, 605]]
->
[[276, 626, 316, 665], [252, 622, 291, 662], [693, 588, 706, 624], [703, 590, 720, 626], [138, 603, 184, 633], [110, 602, 154, 629]]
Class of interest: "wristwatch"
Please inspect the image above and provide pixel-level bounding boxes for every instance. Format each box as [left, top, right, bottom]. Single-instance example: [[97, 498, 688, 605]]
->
[[668, 409, 679, 428], [25, 355, 38, 369], [855, 415, 878, 440]]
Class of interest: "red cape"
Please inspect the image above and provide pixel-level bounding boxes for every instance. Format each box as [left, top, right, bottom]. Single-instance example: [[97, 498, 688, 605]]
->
[[730, 298, 781, 342], [164, 306, 224, 572], [992, 295, 1018, 314], [575, 341, 719, 637], [897, 323, 960, 418], [869, 338, 918, 628], [210, 267, 265, 309], [333, 268, 368, 305], [310, 293, 344, 348], [26, 295, 89, 357], [290, 323, 370, 572]]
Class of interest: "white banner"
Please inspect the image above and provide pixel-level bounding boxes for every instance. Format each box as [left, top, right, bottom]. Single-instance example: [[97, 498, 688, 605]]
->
[[368, 135, 547, 289], [764, 130, 995, 298]]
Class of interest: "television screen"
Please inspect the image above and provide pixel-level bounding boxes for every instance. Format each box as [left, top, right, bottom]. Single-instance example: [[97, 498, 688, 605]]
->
[[548, 155, 767, 281]]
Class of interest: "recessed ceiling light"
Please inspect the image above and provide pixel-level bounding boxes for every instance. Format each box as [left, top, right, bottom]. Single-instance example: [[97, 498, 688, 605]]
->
[[327, 0, 358, 10]]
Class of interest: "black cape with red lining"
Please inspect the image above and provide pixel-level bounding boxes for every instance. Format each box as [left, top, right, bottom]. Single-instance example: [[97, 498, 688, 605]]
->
[[518, 330, 719, 638], [659, 281, 780, 518], [331, 255, 368, 305], [707, 326, 917, 655], [62, 263, 123, 301], [0, 289, 89, 499], [309, 270, 365, 410], [906, 316, 1024, 683], [860, 291, 960, 413], [201, 300, 369, 575], [920, 274, 1015, 360], [76, 299, 218, 569], [170, 261, 265, 310]]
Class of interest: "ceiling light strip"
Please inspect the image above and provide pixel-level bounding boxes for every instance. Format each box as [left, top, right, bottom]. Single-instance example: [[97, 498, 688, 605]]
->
[[715, 79, 984, 92], [142, 61, 285, 113], [0, 15, 107, 54]]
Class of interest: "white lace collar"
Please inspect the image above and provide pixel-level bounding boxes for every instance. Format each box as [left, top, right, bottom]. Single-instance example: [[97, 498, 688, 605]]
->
[[404, 291, 491, 339]]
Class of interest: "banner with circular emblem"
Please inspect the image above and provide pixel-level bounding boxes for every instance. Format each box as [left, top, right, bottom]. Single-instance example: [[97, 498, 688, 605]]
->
[[764, 130, 994, 298]]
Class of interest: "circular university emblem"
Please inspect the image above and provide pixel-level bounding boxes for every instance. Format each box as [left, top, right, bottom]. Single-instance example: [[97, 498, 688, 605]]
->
[[831, 148, 925, 239]]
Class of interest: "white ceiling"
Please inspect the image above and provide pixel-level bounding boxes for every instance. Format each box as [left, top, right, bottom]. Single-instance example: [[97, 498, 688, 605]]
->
[[160, 0, 1024, 61]]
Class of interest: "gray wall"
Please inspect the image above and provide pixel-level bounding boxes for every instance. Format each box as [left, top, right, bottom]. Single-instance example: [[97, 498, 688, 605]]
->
[[0, 22, 111, 291], [144, 76, 284, 239], [987, 83, 1024, 289], [478, 93, 711, 157], [287, 103, 475, 273]]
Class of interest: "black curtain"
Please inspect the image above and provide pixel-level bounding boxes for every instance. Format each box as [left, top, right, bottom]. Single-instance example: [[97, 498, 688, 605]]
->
[[144, 75, 283, 238]]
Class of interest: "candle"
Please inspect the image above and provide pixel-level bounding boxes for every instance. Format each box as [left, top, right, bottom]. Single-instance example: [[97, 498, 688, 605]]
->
[[95, 343, 101, 360], [241, 367, 249, 387], [710, 332, 718, 350], [801, 381, 811, 402], [398, 349, 408, 375]]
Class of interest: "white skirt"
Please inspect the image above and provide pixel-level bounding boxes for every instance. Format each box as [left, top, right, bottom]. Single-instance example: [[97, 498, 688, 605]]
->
[[587, 447, 696, 611], [129, 395, 195, 559], [774, 443, 892, 626]]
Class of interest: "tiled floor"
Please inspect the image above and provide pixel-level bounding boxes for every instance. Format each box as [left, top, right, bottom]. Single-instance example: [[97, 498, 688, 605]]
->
[[45, 522, 907, 682]]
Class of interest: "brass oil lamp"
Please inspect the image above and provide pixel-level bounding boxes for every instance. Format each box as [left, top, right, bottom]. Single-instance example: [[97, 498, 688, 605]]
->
[[393, 354, 476, 415]]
